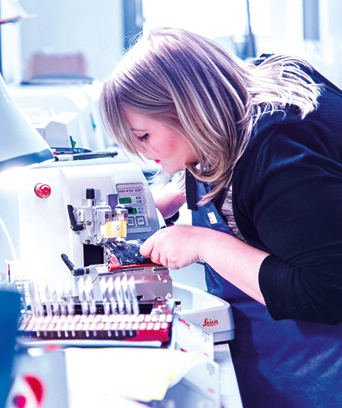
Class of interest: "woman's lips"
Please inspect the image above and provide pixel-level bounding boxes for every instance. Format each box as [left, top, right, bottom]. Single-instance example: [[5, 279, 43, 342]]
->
[[154, 159, 161, 164]]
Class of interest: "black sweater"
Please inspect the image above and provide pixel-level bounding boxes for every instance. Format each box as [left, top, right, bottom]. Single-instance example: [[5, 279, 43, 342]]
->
[[232, 70, 342, 324]]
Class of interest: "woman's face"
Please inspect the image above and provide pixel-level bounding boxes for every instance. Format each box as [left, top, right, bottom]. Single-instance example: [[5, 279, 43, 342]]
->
[[123, 109, 197, 174]]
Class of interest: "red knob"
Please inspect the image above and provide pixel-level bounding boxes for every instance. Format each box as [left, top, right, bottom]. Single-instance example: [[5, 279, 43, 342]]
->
[[34, 183, 51, 198]]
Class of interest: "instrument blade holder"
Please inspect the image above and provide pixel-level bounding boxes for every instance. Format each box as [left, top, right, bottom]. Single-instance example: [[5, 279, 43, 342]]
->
[[18, 276, 173, 345]]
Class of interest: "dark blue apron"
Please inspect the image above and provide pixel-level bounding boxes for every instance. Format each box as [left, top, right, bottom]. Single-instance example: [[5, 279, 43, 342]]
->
[[191, 179, 342, 408]]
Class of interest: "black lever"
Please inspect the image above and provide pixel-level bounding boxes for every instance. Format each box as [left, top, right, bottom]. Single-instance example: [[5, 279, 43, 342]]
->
[[72, 151, 118, 161], [61, 253, 90, 276], [67, 204, 84, 231]]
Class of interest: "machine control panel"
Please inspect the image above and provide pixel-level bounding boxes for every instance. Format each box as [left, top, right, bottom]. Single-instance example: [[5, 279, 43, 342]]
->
[[116, 183, 151, 234]]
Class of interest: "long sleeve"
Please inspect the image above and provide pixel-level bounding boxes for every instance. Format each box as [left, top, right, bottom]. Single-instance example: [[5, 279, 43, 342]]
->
[[232, 88, 342, 324]]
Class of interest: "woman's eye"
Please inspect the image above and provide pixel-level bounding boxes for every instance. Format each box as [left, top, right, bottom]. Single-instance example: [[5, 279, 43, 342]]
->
[[133, 132, 149, 142]]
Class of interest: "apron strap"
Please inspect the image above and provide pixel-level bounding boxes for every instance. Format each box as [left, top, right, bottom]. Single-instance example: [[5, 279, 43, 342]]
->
[[185, 169, 198, 211]]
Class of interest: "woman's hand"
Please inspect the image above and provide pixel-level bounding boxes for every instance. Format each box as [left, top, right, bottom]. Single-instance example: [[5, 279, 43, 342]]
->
[[141, 224, 269, 305], [140, 225, 204, 270]]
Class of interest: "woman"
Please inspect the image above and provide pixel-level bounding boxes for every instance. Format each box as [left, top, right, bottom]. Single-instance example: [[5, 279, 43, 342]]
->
[[101, 27, 342, 407]]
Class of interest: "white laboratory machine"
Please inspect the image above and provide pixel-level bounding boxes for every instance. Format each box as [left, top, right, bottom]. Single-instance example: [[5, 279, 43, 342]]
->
[[0, 72, 242, 408]]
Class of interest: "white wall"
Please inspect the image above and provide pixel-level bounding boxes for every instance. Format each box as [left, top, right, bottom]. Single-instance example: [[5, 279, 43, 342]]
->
[[316, 0, 342, 87], [1, 0, 23, 83], [251, 0, 342, 88], [6, 0, 342, 88], [143, 0, 342, 88], [19, 0, 124, 82]]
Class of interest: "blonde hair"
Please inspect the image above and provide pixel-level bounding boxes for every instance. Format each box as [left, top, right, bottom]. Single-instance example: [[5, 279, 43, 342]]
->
[[101, 27, 322, 204]]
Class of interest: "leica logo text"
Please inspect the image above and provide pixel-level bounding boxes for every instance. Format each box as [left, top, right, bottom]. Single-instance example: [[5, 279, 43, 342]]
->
[[203, 318, 219, 327]]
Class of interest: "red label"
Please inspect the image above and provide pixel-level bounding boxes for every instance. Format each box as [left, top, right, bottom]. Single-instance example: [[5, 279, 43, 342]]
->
[[203, 318, 219, 327], [178, 317, 190, 328]]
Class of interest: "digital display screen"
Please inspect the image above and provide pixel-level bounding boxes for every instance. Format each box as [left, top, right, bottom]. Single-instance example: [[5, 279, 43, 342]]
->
[[119, 197, 132, 204], [128, 208, 137, 214]]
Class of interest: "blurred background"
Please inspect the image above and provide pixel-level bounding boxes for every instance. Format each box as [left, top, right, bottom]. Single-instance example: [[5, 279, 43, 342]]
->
[[1, 0, 341, 87]]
